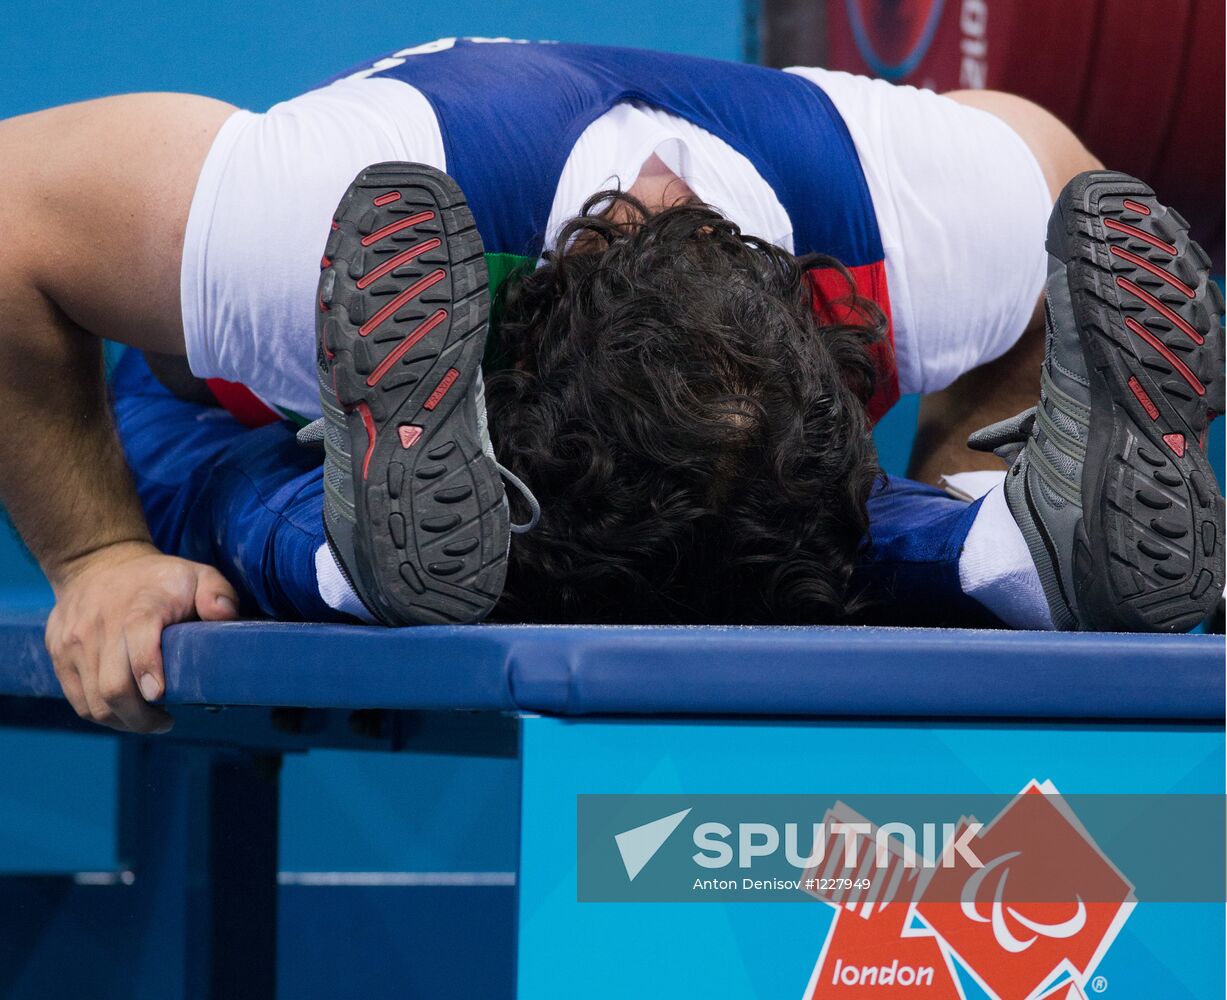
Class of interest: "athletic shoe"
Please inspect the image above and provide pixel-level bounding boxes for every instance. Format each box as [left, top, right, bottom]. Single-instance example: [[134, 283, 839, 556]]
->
[[311, 162, 528, 625], [969, 170, 1224, 632]]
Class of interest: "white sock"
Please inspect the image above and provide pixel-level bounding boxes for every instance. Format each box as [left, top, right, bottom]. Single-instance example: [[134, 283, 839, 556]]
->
[[956, 475, 1054, 630], [315, 544, 377, 623]]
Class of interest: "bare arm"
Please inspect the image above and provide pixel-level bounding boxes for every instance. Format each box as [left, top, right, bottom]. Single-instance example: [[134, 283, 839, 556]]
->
[[0, 94, 239, 732], [906, 90, 1103, 485]]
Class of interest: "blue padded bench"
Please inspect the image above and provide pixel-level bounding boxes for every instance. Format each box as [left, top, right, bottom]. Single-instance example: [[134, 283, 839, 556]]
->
[[0, 615, 1220, 719]]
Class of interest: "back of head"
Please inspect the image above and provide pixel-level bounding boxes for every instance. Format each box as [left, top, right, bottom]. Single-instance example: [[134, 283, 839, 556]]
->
[[486, 192, 884, 624]]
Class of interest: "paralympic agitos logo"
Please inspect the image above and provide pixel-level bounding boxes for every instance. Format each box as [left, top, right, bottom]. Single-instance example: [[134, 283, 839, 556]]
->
[[802, 781, 1135, 999]]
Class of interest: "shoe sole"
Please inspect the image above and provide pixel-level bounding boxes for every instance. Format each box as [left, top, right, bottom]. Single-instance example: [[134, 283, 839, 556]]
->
[[1050, 171, 1225, 632], [318, 163, 508, 625]]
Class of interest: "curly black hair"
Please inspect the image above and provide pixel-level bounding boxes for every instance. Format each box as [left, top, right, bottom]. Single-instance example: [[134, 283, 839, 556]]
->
[[485, 192, 885, 624]]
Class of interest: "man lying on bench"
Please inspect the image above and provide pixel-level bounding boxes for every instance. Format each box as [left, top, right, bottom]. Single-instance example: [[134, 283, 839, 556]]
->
[[0, 39, 1221, 734]]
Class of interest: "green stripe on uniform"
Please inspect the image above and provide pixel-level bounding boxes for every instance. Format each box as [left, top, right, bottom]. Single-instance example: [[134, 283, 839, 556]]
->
[[483, 251, 536, 374]]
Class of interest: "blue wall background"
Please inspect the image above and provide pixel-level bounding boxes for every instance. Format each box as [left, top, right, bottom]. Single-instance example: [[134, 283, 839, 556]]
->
[[3, 1, 748, 118]]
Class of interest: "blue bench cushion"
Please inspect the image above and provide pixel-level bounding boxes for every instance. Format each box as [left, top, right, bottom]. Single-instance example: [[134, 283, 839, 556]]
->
[[0, 615, 1220, 720]]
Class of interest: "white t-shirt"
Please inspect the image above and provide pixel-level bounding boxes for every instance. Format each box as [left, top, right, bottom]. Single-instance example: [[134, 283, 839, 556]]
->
[[181, 65, 1051, 420]]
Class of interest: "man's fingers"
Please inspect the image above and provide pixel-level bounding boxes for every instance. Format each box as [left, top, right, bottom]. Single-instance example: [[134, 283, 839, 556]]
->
[[48, 617, 115, 727], [194, 566, 239, 621], [46, 615, 88, 719], [123, 612, 173, 733], [50, 652, 90, 720], [95, 629, 168, 734], [79, 663, 120, 732]]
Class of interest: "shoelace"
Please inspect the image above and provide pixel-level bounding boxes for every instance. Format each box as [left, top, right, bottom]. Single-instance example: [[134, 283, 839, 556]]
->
[[496, 461, 540, 534], [297, 418, 540, 534]]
